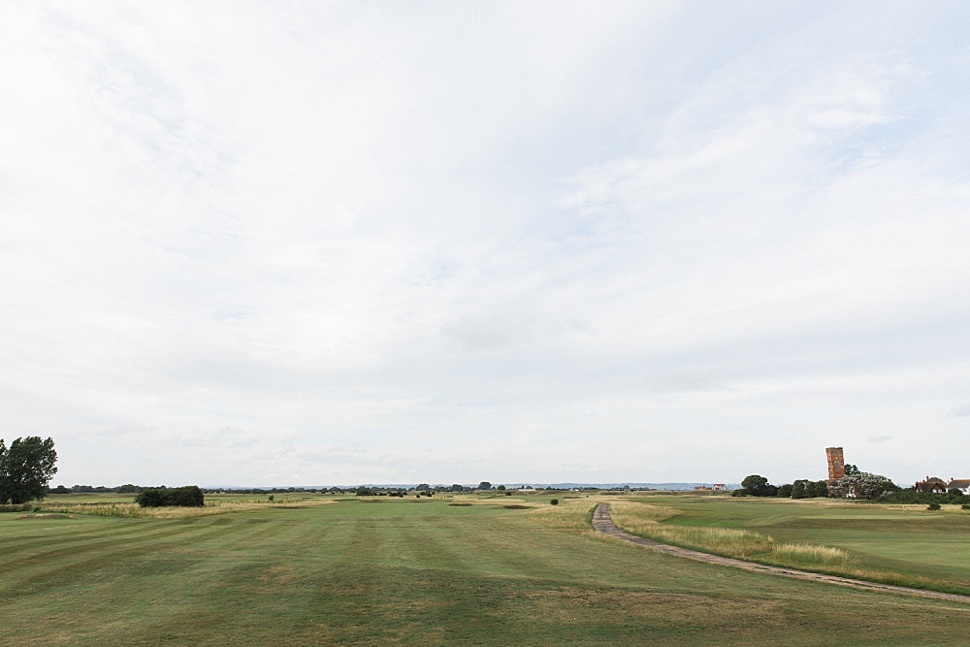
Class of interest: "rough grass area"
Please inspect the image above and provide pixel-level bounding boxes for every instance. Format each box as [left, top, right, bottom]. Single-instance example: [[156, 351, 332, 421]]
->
[[3, 495, 970, 646], [38, 495, 333, 519], [609, 496, 970, 595]]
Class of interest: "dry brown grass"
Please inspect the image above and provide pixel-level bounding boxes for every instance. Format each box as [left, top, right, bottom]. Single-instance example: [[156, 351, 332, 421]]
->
[[38, 498, 334, 519], [607, 500, 878, 574], [527, 497, 599, 538], [610, 500, 774, 558]]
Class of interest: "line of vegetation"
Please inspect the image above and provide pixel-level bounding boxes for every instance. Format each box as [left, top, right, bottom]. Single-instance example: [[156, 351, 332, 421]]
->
[[37, 496, 334, 519], [734, 468, 970, 506], [135, 485, 204, 507]]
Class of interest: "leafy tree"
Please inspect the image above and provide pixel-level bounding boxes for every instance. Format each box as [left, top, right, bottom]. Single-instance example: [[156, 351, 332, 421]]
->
[[776, 483, 793, 498], [736, 474, 778, 497], [844, 464, 861, 476], [496, 485, 506, 490], [801, 481, 814, 497], [478, 481, 492, 490], [790, 480, 808, 499], [831, 472, 898, 500], [450, 483, 464, 492], [814, 480, 830, 498], [0, 436, 58, 504]]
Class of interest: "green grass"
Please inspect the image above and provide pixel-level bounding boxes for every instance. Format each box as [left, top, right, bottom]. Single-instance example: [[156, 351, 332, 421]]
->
[[617, 494, 970, 594], [3, 495, 970, 646]]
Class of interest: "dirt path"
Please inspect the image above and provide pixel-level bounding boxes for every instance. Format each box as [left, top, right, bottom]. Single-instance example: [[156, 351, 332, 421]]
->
[[592, 502, 970, 604]]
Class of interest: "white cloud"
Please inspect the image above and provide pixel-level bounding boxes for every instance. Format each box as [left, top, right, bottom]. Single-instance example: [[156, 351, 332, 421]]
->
[[2, 1, 969, 486]]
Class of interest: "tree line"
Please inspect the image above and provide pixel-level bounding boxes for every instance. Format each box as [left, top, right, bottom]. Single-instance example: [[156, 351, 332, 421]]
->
[[735, 468, 970, 504]]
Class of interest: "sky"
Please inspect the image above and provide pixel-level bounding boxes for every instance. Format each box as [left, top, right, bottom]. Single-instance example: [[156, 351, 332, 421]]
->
[[2, 2, 969, 488]]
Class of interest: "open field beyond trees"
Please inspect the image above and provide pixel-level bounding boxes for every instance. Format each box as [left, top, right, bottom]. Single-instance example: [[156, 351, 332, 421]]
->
[[4, 492, 970, 646]]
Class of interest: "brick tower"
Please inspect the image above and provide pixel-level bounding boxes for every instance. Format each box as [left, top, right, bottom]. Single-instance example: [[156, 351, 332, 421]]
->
[[825, 447, 845, 482]]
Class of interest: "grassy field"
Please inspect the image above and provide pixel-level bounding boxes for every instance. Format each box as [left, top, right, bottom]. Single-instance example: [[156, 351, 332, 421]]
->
[[3, 493, 970, 646], [610, 494, 970, 595]]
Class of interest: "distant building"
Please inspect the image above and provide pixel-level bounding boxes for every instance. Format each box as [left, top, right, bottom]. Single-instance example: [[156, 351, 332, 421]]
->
[[946, 479, 970, 494], [825, 447, 845, 482], [915, 476, 948, 494], [712, 483, 726, 491], [824, 447, 846, 496]]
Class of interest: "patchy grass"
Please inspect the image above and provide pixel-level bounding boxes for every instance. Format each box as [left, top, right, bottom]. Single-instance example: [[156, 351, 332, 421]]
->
[[36, 495, 334, 519], [608, 495, 970, 595], [3, 496, 970, 646]]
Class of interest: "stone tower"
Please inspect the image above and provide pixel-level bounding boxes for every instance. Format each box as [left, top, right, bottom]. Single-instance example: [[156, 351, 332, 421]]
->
[[825, 447, 845, 482]]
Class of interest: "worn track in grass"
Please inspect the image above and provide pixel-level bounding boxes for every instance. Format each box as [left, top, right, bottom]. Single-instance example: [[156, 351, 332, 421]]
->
[[592, 502, 970, 604]]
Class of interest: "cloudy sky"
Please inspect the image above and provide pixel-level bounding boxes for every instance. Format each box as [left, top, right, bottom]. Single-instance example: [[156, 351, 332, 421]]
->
[[2, 2, 969, 487]]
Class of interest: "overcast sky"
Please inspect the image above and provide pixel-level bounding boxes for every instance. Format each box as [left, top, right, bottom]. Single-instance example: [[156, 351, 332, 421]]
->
[[2, 2, 969, 487]]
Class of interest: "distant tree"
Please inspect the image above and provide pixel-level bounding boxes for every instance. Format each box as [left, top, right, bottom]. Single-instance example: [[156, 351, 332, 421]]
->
[[776, 483, 793, 498], [790, 480, 808, 499], [0, 436, 58, 504], [478, 481, 492, 491], [831, 472, 898, 500], [50, 484, 72, 495], [450, 484, 464, 492], [815, 480, 830, 498], [415, 483, 430, 491], [496, 485, 506, 491], [354, 486, 374, 496], [736, 475, 778, 497], [844, 464, 861, 476]]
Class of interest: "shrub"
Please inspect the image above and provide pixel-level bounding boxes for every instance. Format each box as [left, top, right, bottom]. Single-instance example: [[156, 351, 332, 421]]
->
[[135, 486, 204, 508], [927, 502, 941, 511], [831, 472, 898, 500], [739, 474, 778, 497], [550, 499, 559, 505], [962, 503, 970, 510]]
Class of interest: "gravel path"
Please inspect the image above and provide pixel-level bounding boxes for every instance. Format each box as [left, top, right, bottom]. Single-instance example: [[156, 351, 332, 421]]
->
[[592, 502, 970, 604]]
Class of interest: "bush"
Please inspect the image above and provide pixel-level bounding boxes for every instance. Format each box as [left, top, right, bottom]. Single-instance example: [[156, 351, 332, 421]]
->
[[550, 499, 559, 505], [962, 503, 970, 510], [830, 472, 898, 500], [135, 486, 204, 508], [879, 488, 967, 505], [737, 475, 778, 497], [927, 502, 941, 511]]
